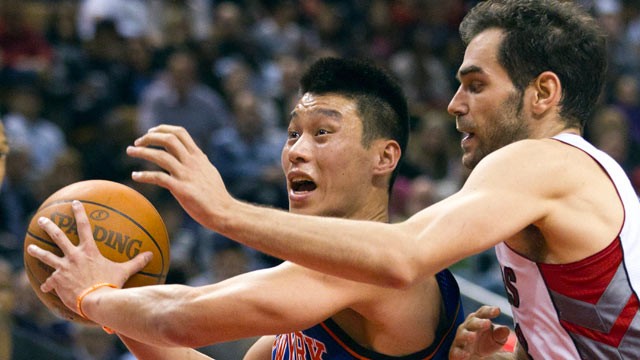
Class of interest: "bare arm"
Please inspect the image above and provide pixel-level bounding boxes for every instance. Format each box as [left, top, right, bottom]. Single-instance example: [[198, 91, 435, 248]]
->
[[127, 126, 554, 288], [27, 202, 369, 347], [243, 336, 275, 360], [77, 264, 359, 347], [118, 335, 215, 360]]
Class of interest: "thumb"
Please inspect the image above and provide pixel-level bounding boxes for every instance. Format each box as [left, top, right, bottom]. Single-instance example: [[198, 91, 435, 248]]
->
[[492, 325, 511, 345], [125, 251, 154, 277]]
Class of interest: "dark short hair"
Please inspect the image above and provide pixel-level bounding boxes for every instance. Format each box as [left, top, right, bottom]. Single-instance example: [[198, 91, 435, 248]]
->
[[459, 0, 607, 128], [299, 57, 410, 192]]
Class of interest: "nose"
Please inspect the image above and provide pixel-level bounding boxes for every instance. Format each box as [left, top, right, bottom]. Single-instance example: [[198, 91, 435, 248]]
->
[[447, 87, 467, 117], [285, 134, 312, 164]]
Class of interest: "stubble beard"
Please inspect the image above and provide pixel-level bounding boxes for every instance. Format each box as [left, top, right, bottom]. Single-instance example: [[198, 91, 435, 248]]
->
[[465, 91, 530, 169]]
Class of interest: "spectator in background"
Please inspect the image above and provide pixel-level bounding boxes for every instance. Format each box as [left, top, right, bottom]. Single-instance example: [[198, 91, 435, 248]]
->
[[208, 89, 286, 209], [0, 0, 53, 86], [43, 0, 86, 130], [612, 74, 640, 151], [76, 0, 150, 42], [207, 1, 263, 72], [125, 37, 156, 104], [0, 259, 13, 360], [11, 269, 74, 359], [588, 105, 640, 194], [208, 89, 287, 269], [250, 0, 312, 60], [147, 0, 213, 48], [3, 84, 67, 181], [270, 54, 304, 129], [138, 49, 230, 148], [0, 145, 36, 269]]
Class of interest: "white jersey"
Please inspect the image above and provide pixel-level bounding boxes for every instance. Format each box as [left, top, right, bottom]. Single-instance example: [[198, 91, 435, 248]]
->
[[495, 133, 640, 359]]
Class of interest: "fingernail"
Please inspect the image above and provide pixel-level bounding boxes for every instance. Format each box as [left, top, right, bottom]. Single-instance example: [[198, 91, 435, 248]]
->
[[131, 172, 140, 179], [38, 217, 47, 225], [27, 244, 39, 254]]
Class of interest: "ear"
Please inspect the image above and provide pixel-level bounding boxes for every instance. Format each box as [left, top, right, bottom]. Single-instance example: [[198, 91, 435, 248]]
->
[[372, 140, 401, 177], [530, 71, 562, 115]]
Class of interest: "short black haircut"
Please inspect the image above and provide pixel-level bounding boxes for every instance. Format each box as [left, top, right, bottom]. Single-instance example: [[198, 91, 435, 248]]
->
[[299, 57, 410, 192], [460, 0, 607, 128]]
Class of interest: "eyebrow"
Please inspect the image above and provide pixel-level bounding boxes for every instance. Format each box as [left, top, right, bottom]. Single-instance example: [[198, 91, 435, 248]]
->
[[456, 65, 484, 80], [290, 108, 343, 120]]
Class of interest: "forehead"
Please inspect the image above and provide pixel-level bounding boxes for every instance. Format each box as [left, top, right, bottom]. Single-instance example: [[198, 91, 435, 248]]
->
[[457, 28, 510, 81], [291, 93, 360, 123]]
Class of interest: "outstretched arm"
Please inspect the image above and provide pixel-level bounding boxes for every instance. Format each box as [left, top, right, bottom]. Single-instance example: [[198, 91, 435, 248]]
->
[[127, 126, 552, 288], [27, 201, 371, 347]]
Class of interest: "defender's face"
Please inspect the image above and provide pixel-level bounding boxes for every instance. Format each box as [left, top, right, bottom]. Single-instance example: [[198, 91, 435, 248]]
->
[[448, 28, 531, 169], [282, 93, 377, 218]]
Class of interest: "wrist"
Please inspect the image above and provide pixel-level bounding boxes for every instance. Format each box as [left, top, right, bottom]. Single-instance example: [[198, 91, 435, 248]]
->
[[76, 283, 118, 333]]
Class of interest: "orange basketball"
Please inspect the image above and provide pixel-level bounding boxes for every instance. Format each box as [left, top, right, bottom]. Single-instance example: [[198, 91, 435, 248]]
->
[[23, 180, 170, 324]]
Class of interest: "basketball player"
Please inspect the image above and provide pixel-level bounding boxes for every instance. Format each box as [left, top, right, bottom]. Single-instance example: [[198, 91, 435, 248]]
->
[[28, 58, 464, 359], [120, 1, 638, 359]]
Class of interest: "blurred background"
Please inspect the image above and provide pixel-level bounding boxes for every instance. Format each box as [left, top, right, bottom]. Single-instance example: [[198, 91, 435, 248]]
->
[[0, 0, 639, 358]]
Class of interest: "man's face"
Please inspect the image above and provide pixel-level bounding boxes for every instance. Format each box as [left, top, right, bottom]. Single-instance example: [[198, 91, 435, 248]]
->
[[282, 93, 379, 218], [448, 28, 531, 169]]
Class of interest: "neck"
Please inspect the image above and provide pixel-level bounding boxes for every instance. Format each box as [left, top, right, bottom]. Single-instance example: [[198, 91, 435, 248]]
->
[[532, 120, 581, 139]]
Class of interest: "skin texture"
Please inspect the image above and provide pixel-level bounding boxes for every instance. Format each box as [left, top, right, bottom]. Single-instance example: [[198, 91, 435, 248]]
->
[[28, 93, 446, 359]]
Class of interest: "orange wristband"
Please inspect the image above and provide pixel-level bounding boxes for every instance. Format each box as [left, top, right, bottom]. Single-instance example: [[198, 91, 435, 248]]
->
[[76, 282, 118, 334]]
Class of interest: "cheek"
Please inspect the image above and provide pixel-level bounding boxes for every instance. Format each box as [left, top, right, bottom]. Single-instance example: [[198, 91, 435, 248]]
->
[[280, 148, 288, 172]]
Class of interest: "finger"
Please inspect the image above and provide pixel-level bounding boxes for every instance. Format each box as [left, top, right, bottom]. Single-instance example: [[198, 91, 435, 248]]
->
[[37, 216, 76, 254], [463, 315, 493, 332], [123, 252, 154, 279], [127, 142, 181, 173], [140, 128, 199, 164], [164, 125, 202, 154], [492, 325, 511, 345], [449, 347, 470, 360], [26, 244, 63, 270], [474, 305, 501, 319], [130, 169, 177, 191], [40, 274, 57, 293], [72, 201, 96, 247]]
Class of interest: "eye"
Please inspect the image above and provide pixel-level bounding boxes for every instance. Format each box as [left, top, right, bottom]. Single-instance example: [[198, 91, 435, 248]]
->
[[288, 130, 300, 139], [316, 129, 329, 136], [467, 81, 484, 93]]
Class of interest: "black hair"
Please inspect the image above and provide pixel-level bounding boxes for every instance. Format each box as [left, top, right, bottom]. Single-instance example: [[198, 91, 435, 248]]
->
[[459, 0, 607, 128], [299, 57, 410, 192]]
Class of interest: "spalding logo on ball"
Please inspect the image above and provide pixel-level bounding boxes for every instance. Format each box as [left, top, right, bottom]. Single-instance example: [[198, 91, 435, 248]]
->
[[23, 180, 170, 325]]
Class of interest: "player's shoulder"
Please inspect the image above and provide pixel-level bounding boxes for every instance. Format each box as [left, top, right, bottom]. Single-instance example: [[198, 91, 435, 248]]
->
[[467, 137, 581, 193], [494, 137, 564, 158], [478, 137, 576, 171]]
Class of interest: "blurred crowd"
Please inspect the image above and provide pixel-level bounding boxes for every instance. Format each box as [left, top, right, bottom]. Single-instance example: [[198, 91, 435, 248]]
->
[[0, 0, 639, 358]]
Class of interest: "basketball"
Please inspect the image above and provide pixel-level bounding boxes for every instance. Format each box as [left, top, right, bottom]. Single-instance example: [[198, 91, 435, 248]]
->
[[23, 180, 170, 325]]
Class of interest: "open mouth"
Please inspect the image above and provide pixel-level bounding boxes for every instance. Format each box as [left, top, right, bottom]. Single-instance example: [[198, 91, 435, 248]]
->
[[291, 179, 317, 193]]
